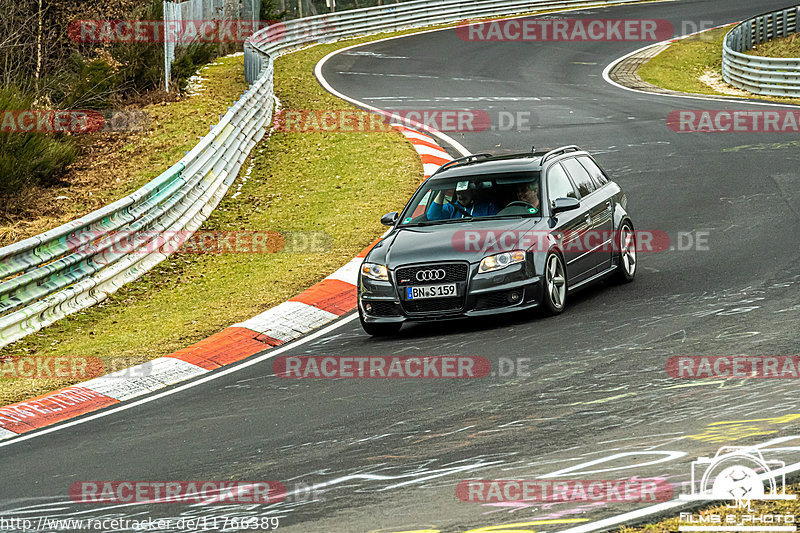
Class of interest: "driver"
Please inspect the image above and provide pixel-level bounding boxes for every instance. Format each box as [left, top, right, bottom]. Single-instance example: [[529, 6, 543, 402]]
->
[[515, 181, 540, 210], [427, 182, 498, 220]]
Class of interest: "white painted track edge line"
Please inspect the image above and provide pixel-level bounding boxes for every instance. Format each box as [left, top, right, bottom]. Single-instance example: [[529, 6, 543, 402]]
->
[[602, 25, 800, 109], [314, 1, 687, 158], [557, 500, 687, 533], [315, 5, 800, 533], [556, 438, 800, 532], [0, 0, 661, 449], [0, 313, 358, 448], [315, 43, 471, 157]]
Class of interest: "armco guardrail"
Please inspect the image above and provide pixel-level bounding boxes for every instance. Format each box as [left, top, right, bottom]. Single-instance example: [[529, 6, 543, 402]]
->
[[0, 67, 274, 348], [0, 0, 645, 350], [722, 6, 800, 97], [243, 0, 647, 82]]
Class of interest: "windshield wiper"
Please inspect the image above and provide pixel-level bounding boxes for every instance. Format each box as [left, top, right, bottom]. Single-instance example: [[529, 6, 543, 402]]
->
[[485, 214, 542, 220], [402, 217, 473, 227]]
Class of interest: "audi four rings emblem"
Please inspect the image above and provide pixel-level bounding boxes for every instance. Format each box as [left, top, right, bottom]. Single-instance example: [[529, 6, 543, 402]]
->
[[416, 269, 446, 281]]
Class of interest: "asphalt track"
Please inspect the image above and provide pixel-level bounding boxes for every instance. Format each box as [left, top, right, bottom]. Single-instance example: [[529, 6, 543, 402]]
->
[[2, 1, 800, 532]]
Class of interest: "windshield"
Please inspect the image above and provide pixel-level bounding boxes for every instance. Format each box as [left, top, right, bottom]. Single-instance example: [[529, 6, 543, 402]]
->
[[399, 171, 542, 226]]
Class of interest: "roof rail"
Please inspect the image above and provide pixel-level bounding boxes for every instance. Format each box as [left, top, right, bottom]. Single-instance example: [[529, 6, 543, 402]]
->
[[430, 153, 493, 178], [541, 145, 581, 164]]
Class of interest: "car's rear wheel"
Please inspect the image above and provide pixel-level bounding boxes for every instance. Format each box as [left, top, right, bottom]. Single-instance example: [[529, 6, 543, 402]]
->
[[541, 252, 567, 315], [614, 221, 636, 283], [359, 306, 402, 336]]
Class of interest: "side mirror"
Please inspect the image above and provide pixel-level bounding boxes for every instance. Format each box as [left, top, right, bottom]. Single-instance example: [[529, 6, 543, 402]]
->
[[551, 197, 580, 216], [380, 211, 399, 226]]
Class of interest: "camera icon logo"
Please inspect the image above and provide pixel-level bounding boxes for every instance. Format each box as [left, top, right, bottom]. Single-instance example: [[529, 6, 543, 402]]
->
[[681, 446, 796, 502]]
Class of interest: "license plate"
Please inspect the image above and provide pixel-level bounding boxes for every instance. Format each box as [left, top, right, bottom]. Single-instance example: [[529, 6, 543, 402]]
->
[[406, 283, 457, 300]]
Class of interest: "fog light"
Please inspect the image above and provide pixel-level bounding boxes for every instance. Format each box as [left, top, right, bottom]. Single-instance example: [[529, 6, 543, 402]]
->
[[508, 291, 522, 303], [364, 302, 373, 313]]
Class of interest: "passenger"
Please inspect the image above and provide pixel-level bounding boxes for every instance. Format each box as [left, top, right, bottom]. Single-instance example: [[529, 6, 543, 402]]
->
[[427, 183, 499, 220]]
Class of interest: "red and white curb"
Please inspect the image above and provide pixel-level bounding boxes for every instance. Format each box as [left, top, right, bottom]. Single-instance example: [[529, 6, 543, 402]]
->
[[393, 125, 453, 178], [0, 125, 452, 441]]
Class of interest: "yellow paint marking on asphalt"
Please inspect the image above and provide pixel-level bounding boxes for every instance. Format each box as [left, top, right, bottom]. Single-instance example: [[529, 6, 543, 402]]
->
[[568, 380, 731, 406], [567, 392, 637, 406], [464, 518, 589, 533], [687, 414, 800, 442], [704, 414, 800, 425], [687, 424, 777, 443], [758, 414, 800, 424], [663, 380, 726, 389], [723, 140, 800, 153]]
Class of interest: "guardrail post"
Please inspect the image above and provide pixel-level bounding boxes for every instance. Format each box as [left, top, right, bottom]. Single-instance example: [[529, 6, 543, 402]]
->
[[782, 9, 788, 38], [757, 15, 763, 45], [796, 7, 800, 33], [772, 12, 778, 40], [746, 21, 752, 49]]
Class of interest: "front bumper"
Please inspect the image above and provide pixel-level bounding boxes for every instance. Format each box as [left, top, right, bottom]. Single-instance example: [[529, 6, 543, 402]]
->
[[359, 262, 545, 324]]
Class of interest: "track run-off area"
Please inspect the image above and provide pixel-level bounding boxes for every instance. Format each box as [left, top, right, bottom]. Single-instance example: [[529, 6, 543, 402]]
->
[[2, 1, 800, 532]]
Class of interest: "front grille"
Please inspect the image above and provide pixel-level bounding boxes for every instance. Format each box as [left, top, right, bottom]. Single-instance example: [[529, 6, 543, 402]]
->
[[474, 290, 522, 311], [370, 301, 401, 316], [403, 297, 464, 314], [395, 263, 468, 286], [396, 262, 469, 315]]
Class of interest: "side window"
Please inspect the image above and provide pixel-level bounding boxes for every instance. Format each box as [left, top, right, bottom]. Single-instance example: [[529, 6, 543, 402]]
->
[[577, 155, 609, 187], [547, 163, 577, 205], [562, 158, 596, 198]]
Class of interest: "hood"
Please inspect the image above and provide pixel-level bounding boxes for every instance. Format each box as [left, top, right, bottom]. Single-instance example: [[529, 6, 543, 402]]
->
[[369, 217, 542, 268]]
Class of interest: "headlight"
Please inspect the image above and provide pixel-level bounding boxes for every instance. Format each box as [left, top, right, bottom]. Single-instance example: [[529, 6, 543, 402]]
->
[[479, 251, 525, 273], [362, 263, 389, 281]]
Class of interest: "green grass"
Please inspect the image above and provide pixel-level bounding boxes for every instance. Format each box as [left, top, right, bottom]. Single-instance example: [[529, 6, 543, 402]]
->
[[0, 1, 670, 406], [748, 32, 800, 58], [104, 54, 254, 197], [0, 33, 423, 407], [0, 54, 251, 246], [0, 88, 78, 195], [638, 27, 800, 105], [638, 28, 729, 96], [618, 483, 800, 532]]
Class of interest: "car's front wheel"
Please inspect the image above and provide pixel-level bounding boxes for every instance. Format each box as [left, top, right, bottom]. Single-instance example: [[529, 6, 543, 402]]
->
[[359, 306, 402, 336], [614, 221, 636, 283], [541, 251, 567, 315]]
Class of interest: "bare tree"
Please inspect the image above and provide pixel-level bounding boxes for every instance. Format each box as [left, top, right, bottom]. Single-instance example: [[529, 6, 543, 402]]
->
[[0, 0, 39, 89], [35, 0, 43, 93]]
